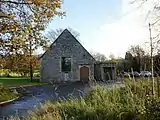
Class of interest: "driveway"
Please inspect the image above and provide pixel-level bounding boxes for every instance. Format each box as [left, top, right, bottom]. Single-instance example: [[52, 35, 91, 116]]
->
[[0, 81, 123, 119]]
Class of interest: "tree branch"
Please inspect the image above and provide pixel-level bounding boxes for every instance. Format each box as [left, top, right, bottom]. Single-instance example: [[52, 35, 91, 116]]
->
[[151, 18, 160, 26], [1, 0, 33, 5]]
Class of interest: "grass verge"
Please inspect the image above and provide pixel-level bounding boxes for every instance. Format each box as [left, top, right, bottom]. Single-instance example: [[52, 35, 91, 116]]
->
[[0, 77, 47, 87], [0, 87, 19, 103]]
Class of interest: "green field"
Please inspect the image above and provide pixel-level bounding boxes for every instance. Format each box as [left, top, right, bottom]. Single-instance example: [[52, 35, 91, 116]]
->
[[0, 77, 47, 87]]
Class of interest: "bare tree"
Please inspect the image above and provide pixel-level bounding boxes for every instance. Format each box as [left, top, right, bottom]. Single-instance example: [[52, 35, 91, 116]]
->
[[91, 52, 107, 62], [131, 0, 160, 95], [109, 54, 116, 60], [46, 28, 80, 43], [131, 0, 160, 50]]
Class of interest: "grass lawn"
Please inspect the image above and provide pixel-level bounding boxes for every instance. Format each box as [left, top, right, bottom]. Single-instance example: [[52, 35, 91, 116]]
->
[[0, 77, 48, 87]]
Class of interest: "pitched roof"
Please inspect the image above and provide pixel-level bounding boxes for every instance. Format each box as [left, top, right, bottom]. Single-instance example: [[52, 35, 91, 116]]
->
[[40, 29, 95, 61]]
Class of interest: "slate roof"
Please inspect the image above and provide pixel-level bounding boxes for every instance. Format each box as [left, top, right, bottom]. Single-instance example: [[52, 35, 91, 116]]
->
[[40, 29, 95, 61]]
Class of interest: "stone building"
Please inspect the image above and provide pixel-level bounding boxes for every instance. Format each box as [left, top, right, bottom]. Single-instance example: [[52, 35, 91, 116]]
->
[[40, 29, 116, 83], [94, 61, 116, 81]]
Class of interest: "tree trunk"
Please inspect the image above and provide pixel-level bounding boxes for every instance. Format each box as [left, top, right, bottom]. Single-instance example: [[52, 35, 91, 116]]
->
[[157, 75, 160, 97]]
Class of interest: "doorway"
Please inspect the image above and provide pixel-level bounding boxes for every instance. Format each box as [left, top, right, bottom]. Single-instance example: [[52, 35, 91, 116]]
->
[[80, 66, 89, 83]]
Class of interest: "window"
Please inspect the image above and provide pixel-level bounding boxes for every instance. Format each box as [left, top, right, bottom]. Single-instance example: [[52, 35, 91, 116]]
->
[[61, 57, 71, 72]]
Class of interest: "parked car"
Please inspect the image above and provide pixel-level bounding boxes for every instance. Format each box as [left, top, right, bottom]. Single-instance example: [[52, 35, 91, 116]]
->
[[120, 72, 129, 77], [120, 72, 130, 77], [123, 72, 130, 77], [140, 71, 152, 77], [130, 71, 140, 77]]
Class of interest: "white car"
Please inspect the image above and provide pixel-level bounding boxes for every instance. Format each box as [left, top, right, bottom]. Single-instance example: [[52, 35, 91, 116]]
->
[[140, 71, 152, 77]]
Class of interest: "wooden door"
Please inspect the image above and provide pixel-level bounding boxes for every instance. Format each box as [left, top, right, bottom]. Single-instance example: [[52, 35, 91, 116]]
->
[[80, 66, 89, 83]]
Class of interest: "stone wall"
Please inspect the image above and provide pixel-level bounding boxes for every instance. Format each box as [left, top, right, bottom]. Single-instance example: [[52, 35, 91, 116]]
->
[[40, 29, 95, 82], [94, 64, 101, 81]]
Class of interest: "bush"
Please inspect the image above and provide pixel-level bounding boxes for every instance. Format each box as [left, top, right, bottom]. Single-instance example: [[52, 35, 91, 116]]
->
[[0, 69, 10, 77], [33, 72, 40, 77], [145, 97, 160, 120], [0, 69, 21, 77], [0, 69, 40, 77]]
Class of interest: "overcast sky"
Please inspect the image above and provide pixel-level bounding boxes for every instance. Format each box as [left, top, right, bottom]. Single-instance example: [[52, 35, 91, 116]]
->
[[36, 0, 156, 58]]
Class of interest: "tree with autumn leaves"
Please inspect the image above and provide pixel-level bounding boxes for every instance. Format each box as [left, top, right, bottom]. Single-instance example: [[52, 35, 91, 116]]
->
[[0, 0, 65, 78], [0, 55, 39, 76], [0, 0, 65, 55]]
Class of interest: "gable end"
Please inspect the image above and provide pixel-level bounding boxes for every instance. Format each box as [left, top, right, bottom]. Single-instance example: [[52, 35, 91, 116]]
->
[[40, 29, 95, 61]]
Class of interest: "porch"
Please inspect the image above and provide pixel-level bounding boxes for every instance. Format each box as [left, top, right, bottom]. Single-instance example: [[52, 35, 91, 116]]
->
[[94, 61, 116, 81]]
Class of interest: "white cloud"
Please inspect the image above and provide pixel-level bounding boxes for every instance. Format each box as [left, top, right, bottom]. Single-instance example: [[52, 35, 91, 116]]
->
[[92, 0, 152, 58]]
